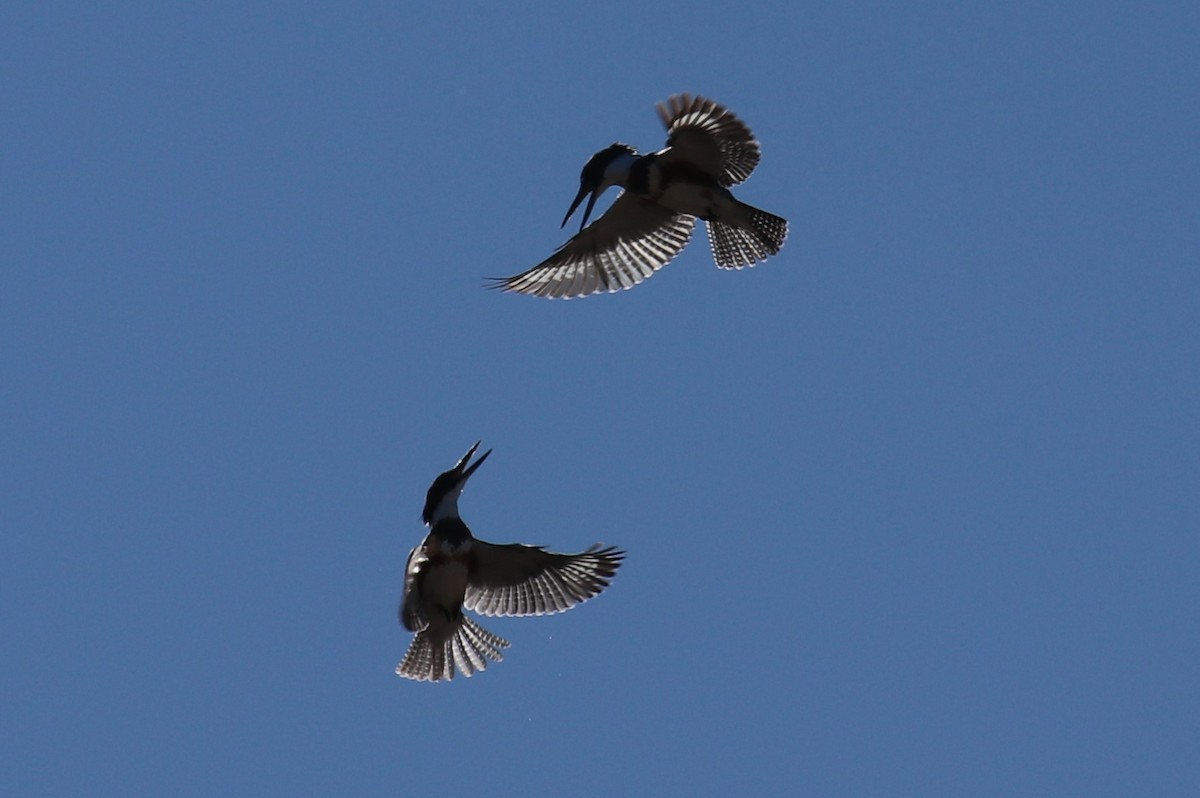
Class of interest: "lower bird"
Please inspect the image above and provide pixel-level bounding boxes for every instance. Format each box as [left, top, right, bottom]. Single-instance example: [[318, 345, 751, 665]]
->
[[397, 441, 625, 681], [490, 93, 788, 298]]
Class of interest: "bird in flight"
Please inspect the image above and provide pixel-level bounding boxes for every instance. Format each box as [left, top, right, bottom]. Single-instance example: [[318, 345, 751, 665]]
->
[[490, 93, 788, 298], [397, 442, 625, 681]]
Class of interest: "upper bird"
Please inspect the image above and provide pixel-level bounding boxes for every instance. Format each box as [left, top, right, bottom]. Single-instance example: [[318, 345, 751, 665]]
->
[[490, 93, 788, 299], [397, 442, 625, 682]]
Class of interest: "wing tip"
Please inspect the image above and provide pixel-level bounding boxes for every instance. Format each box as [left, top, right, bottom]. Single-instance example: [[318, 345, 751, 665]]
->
[[482, 274, 633, 300]]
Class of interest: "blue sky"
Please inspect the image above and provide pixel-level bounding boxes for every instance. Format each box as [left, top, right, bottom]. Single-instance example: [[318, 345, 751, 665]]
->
[[3, 2, 1197, 795]]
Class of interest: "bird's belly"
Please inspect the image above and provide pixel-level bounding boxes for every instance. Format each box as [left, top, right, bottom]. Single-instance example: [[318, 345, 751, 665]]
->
[[652, 182, 735, 221], [419, 558, 469, 641]]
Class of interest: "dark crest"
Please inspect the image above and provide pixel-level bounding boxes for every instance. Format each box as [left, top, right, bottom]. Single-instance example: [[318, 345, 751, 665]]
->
[[581, 143, 636, 185]]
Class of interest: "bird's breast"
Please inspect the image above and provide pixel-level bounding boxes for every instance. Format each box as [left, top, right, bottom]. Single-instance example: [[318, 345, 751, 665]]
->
[[635, 158, 729, 219], [418, 557, 470, 622], [652, 180, 734, 221], [426, 534, 472, 557]]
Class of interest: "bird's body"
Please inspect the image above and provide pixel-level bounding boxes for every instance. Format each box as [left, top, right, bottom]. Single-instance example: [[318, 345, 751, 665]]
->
[[397, 442, 624, 682], [492, 94, 788, 298]]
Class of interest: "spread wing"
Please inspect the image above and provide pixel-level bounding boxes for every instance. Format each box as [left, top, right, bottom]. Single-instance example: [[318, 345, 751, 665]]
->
[[489, 194, 695, 299], [656, 93, 761, 187], [465, 543, 625, 616]]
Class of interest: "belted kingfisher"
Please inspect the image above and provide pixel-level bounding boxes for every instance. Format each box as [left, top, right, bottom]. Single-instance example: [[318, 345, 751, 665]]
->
[[397, 442, 625, 681], [490, 93, 788, 298]]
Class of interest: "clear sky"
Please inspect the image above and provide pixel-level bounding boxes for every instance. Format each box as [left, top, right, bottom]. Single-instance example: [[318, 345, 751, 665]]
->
[[3, 2, 1197, 796]]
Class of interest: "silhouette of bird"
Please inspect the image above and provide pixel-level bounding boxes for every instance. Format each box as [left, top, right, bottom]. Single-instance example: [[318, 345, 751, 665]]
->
[[491, 93, 787, 298], [397, 442, 625, 681]]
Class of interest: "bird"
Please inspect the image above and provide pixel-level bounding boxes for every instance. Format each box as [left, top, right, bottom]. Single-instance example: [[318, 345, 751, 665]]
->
[[397, 441, 625, 682], [490, 93, 788, 299]]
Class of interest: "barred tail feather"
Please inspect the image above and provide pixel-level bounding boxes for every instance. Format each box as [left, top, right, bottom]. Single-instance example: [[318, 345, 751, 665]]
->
[[707, 204, 788, 269], [455, 616, 509, 676], [396, 630, 449, 681], [396, 617, 510, 682]]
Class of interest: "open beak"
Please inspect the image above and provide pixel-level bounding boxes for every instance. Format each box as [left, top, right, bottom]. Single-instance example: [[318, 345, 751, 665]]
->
[[561, 183, 601, 232], [421, 441, 493, 524], [453, 440, 492, 484]]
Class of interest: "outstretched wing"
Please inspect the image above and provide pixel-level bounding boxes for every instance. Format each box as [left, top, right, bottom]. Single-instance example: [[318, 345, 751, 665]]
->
[[656, 93, 761, 187], [489, 194, 694, 299], [465, 543, 625, 616]]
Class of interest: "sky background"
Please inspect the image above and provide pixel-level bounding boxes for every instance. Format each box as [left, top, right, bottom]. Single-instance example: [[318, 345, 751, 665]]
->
[[3, 2, 1197, 795]]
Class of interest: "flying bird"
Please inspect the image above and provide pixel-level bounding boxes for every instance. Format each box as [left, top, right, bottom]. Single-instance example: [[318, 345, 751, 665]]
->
[[490, 93, 788, 298], [397, 442, 625, 681]]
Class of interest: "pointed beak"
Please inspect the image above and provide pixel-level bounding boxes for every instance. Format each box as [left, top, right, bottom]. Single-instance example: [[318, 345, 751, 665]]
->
[[562, 183, 601, 232], [454, 440, 492, 485], [421, 442, 493, 524]]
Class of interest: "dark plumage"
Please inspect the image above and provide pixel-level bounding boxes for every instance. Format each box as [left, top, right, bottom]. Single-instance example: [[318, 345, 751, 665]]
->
[[397, 442, 625, 681], [491, 93, 788, 298]]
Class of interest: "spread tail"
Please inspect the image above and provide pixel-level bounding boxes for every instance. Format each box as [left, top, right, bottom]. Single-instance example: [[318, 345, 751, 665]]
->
[[396, 616, 510, 682], [707, 203, 788, 269]]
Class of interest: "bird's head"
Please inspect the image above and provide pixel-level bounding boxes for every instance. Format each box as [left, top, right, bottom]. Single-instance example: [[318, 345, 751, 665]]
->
[[561, 143, 637, 231], [422, 441, 492, 526]]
